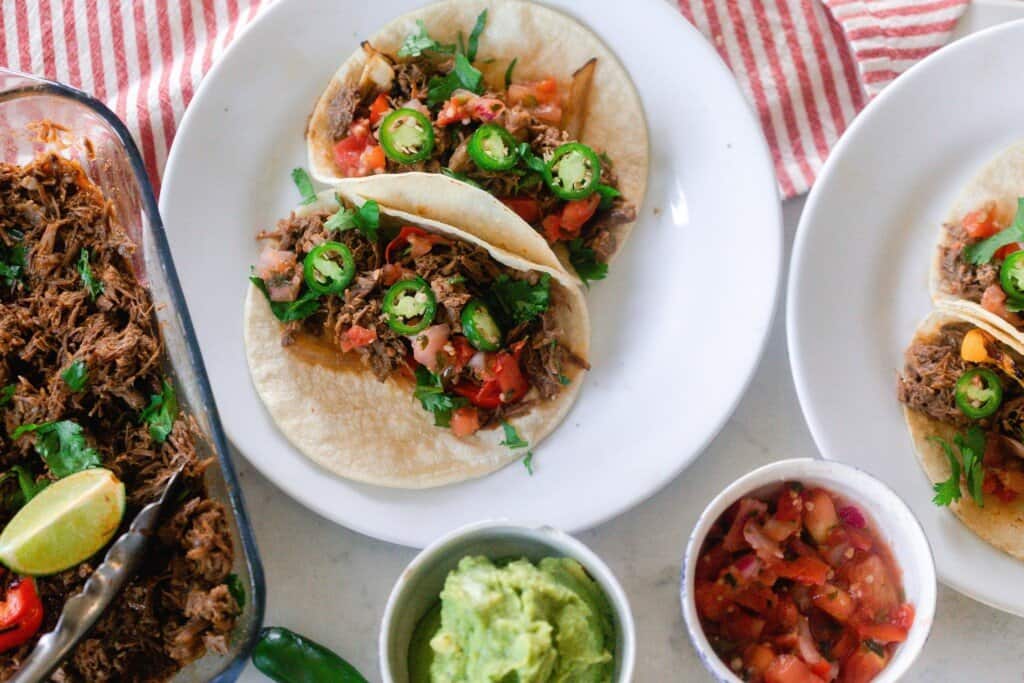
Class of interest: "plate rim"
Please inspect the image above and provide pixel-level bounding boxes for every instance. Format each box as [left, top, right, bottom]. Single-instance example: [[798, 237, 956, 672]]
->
[[160, 0, 783, 547], [787, 17, 1024, 616]]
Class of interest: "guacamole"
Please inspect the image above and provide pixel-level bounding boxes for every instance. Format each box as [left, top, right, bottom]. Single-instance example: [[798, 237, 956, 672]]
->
[[409, 555, 616, 683]]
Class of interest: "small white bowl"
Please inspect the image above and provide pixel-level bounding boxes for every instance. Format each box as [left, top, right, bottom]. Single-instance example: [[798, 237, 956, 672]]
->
[[380, 520, 636, 682], [681, 458, 936, 682]]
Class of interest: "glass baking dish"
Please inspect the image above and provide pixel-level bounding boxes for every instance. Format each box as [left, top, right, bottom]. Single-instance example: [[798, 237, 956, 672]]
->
[[0, 69, 265, 681]]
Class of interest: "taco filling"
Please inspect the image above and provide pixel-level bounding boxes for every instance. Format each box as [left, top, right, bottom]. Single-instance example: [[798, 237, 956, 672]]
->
[[250, 192, 587, 437], [897, 320, 1024, 506], [938, 198, 1024, 328], [316, 10, 636, 280]]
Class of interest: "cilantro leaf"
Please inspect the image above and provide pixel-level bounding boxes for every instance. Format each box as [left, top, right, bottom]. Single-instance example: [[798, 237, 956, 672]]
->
[[595, 183, 622, 210], [12, 420, 102, 478], [489, 273, 550, 325], [226, 573, 246, 608], [0, 384, 14, 408], [0, 465, 48, 512], [413, 366, 466, 427], [466, 10, 487, 62], [504, 57, 518, 89], [441, 167, 482, 189], [397, 19, 455, 58], [325, 198, 380, 243], [78, 249, 104, 301], [61, 359, 89, 393], [427, 53, 484, 106], [139, 379, 178, 443], [0, 238, 26, 288], [516, 142, 550, 177], [291, 167, 317, 205], [250, 275, 321, 322], [558, 374, 571, 386], [964, 197, 1024, 264], [957, 426, 986, 506], [500, 421, 529, 449], [523, 451, 534, 475], [928, 436, 962, 507], [567, 239, 608, 286]]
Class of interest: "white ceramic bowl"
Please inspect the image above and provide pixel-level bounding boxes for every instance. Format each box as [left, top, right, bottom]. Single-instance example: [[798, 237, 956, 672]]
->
[[380, 520, 636, 682], [680, 459, 936, 682]]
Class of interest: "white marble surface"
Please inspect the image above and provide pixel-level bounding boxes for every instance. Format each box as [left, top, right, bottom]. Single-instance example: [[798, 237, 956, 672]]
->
[[232, 196, 1024, 682]]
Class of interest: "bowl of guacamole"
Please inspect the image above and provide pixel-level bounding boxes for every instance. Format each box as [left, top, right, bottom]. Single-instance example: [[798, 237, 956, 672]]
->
[[380, 521, 635, 683]]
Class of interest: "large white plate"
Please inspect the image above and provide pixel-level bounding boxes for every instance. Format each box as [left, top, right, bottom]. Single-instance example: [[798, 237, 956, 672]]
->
[[160, 0, 781, 547], [789, 19, 1024, 615]]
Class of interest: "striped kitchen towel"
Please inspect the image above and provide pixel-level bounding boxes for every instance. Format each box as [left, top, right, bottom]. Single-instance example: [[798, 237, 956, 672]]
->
[[0, 0, 968, 198]]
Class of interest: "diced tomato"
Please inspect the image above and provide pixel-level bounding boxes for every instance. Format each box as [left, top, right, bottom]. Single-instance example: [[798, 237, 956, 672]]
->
[[722, 498, 768, 552], [369, 93, 391, 125], [892, 603, 915, 631], [763, 517, 800, 542], [772, 596, 800, 631], [803, 489, 839, 544], [842, 554, 898, 619], [385, 226, 441, 263], [732, 584, 777, 613], [723, 612, 766, 642], [830, 628, 859, 661], [363, 144, 386, 172], [811, 584, 855, 622], [697, 544, 732, 583], [744, 643, 776, 676], [508, 77, 561, 105], [776, 487, 804, 522], [694, 580, 732, 622], [436, 91, 505, 127], [961, 204, 1000, 239], [839, 647, 888, 683], [764, 655, 825, 683], [773, 556, 829, 586], [542, 214, 564, 242], [856, 621, 907, 644], [450, 336, 476, 371], [339, 324, 377, 352], [454, 346, 529, 408], [381, 263, 410, 286], [996, 242, 1023, 261], [501, 198, 542, 224], [560, 194, 601, 235], [981, 284, 1014, 320], [333, 131, 371, 177], [450, 406, 481, 437], [532, 102, 563, 124]]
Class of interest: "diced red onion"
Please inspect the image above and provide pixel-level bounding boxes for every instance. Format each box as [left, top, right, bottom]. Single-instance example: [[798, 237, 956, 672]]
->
[[839, 505, 867, 529]]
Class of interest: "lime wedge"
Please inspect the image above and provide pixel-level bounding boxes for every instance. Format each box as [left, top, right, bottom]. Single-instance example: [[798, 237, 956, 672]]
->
[[0, 468, 125, 576]]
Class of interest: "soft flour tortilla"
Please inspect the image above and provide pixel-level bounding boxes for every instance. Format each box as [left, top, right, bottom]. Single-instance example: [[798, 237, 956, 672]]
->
[[306, 0, 649, 267], [931, 141, 1024, 354], [902, 312, 1024, 559], [243, 191, 589, 488]]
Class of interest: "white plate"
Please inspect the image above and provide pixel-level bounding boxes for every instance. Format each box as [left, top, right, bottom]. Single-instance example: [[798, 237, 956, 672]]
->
[[789, 19, 1024, 615], [160, 0, 781, 547]]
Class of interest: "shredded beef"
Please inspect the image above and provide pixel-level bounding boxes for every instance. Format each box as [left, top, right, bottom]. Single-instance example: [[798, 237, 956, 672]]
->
[[938, 223, 998, 300], [897, 323, 973, 426], [0, 154, 237, 682], [325, 85, 360, 141]]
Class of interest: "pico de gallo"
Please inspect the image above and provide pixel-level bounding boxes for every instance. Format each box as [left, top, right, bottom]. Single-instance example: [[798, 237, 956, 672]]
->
[[250, 173, 587, 440], [938, 198, 1024, 329], [694, 484, 914, 683], [317, 10, 636, 283], [898, 320, 1024, 507]]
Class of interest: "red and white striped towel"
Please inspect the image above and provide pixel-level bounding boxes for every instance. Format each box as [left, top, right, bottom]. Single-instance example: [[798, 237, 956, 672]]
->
[[1, 0, 968, 199]]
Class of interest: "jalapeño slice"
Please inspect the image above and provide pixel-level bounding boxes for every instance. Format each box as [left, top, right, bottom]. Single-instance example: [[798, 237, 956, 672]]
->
[[955, 367, 1003, 419], [461, 299, 502, 351], [303, 241, 355, 295], [545, 142, 601, 200], [383, 276, 437, 334], [379, 108, 435, 164], [1000, 250, 1024, 302], [468, 124, 518, 172]]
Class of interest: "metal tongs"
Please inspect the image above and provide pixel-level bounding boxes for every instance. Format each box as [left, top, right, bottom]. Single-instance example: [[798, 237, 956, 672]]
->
[[9, 467, 185, 683]]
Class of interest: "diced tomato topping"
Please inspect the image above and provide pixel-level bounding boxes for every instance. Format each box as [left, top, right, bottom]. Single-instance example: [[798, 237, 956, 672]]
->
[[839, 647, 888, 683], [892, 603, 915, 631], [995, 242, 1023, 261], [802, 489, 839, 544], [385, 226, 448, 263], [453, 346, 529, 408], [811, 584, 855, 622], [961, 204, 1000, 239], [542, 214, 565, 242], [450, 406, 481, 437], [744, 643, 776, 676], [333, 130, 370, 177], [764, 655, 825, 683], [722, 612, 766, 642], [339, 324, 377, 352], [842, 554, 898, 618], [363, 144, 386, 172], [450, 336, 476, 371], [855, 621, 907, 644], [773, 556, 829, 585], [501, 198, 542, 224], [776, 487, 804, 522], [369, 93, 391, 125], [559, 195, 601, 235], [381, 263, 409, 286], [694, 580, 731, 622]]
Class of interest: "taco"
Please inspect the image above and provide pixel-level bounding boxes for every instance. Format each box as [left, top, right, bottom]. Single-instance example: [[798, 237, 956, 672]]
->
[[897, 312, 1024, 559], [243, 187, 589, 488], [305, 0, 648, 283], [931, 141, 1024, 353]]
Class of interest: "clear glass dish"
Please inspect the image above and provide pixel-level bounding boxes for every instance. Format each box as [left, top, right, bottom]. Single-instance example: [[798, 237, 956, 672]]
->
[[0, 69, 265, 681]]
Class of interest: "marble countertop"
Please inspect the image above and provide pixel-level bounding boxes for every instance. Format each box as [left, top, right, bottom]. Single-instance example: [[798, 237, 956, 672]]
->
[[233, 195, 1024, 682], [232, 4, 1024, 680]]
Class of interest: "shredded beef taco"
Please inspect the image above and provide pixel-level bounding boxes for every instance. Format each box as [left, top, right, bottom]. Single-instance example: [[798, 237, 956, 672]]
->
[[243, 187, 589, 488], [897, 312, 1024, 559], [305, 0, 648, 282], [931, 141, 1024, 353]]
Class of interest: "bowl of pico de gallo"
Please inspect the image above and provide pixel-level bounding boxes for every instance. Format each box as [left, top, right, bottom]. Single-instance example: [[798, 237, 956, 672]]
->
[[681, 459, 936, 683]]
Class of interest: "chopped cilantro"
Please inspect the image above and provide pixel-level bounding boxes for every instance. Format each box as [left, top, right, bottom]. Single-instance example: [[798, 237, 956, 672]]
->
[[250, 275, 321, 322], [324, 198, 380, 242], [441, 167, 483, 189], [12, 420, 102, 478], [397, 19, 455, 58], [516, 142, 549, 177], [504, 57, 518, 89], [929, 436, 962, 507], [413, 366, 466, 427], [595, 183, 622, 210], [427, 53, 484, 106], [139, 379, 178, 443], [78, 249, 104, 301], [523, 451, 534, 475], [566, 239, 608, 286], [226, 573, 246, 608], [291, 167, 317, 205], [489, 273, 550, 325], [465, 10, 487, 62], [499, 421, 529, 449], [0, 236, 26, 288], [0, 465, 48, 511], [964, 197, 1024, 264], [0, 384, 14, 408], [928, 426, 986, 507], [61, 359, 89, 392], [558, 374, 571, 386]]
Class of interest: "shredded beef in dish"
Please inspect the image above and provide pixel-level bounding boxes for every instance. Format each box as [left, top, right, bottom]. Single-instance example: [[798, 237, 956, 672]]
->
[[938, 224, 1000, 300], [0, 153, 237, 681]]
